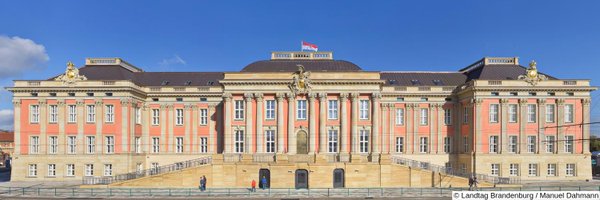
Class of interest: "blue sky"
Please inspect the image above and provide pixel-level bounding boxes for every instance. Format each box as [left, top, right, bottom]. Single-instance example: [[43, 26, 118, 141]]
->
[[0, 0, 599, 132]]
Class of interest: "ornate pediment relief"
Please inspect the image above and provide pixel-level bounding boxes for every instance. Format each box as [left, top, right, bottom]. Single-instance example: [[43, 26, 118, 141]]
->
[[518, 60, 547, 86], [55, 61, 87, 85], [289, 64, 312, 95]]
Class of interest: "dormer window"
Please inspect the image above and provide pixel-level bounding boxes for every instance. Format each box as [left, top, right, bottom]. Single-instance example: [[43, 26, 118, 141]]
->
[[432, 80, 443, 86], [184, 81, 192, 86], [410, 79, 421, 85], [389, 79, 396, 85], [161, 81, 169, 86]]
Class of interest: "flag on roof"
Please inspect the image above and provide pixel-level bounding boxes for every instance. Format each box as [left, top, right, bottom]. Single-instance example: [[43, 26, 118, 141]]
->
[[301, 41, 318, 51]]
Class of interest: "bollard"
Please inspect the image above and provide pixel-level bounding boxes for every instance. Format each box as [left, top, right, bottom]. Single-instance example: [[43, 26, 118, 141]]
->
[[268, 188, 271, 196], [149, 188, 151, 196], [72, 188, 75, 197], [188, 188, 191, 196], [347, 188, 350, 196], [288, 188, 290, 196], [91, 188, 94, 196], [22, 187, 25, 195], [168, 189, 171, 196], [579, 186, 581, 191], [327, 188, 330, 197], [367, 188, 370, 197], [130, 188, 132, 197], [37, 188, 40, 196], [8, 187, 10, 195], [227, 188, 230, 196], [54, 188, 56, 196]]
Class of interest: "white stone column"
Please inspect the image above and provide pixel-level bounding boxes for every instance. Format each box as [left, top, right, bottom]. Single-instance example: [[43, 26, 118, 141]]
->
[[57, 100, 65, 154], [500, 99, 509, 154], [255, 93, 264, 153], [518, 98, 527, 154], [38, 99, 47, 154], [142, 104, 150, 153], [287, 93, 296, 154], [76, 100, 84, 154], [208, 104, 217, 153], [223, 93, 232, 153], [184, 104, 192, 153], [381, 103, 388, 153], [12, 100, 21, 155], [537, 99, 546, 154], [192, 105, 198, 153], [474, 99, 483, 153], [244, 93, 254, 153], [371, 93, 381, 153], [582, 98, 591, 154], [120, 98, 130, 153], [308, 93, 316, 154], [340, 93, 349, 153], [437, 103, 444, 154], [159, 104, 167, 153], [168, 104, 175, 153], [95, 100, 103, 154], [429, 104, 434, 153], [412, 103, 418, 154], [318, 93, 327, 153], [406, 104, 413, 154], [350, 93, 359, 153], [389, 104, 396, 154], [556, 99, 565, 153], [276, 93, 285, 153]]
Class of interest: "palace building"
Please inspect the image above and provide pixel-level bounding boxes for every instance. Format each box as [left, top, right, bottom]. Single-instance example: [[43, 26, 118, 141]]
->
[[7, 51, 595, 188]]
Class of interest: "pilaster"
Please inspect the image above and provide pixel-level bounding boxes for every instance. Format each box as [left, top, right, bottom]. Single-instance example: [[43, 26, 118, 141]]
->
[[340, 93, 349, 153], [389, 103, 396, 154], [184, 104, 193, 153], [244, 93, 254, 153], [223, 93, 232, 153], [381, 103, 389, 153], [537, 99, 546, 154], [406, 103, 414, 154], [38, 99, 47, 154], [582, 98, 591, 154], [518, 98, 528, 154], [371, 92, 381, 153], [12, 100, 21, 155], [276, 93, 285, 153], [350, 93, 359, 153], [208, 104, 217, 153], [76, 100, 84, 154], [192, 105, 198, 153], [142, 104, 150, 153], [57, 99, 66, 154], [500, 99, 509, 154], [308, 92, 317, 154], [287, 93, 296, 154], [95, 100, 103, 154], [557, 99, 565, 153], [436, 103, 444, 154], [255, 93, 264, 153], [473, 98, 483, 153], [318, 92, 327, 153], [120, 98, 130, 153]]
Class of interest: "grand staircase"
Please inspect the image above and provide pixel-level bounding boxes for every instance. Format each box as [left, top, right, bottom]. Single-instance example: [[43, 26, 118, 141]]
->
[[390, 156, 520, 185], [82, 157, 212, 185]]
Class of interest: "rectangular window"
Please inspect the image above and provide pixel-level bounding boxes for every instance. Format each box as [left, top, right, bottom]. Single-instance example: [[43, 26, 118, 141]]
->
[[396, 108, 404, 125], [48, 136, 58, 154], [104, 164, 113, 176], [30, 136, 39, 154], [489, 136, 499, 153], [152, 109, 160, 125], [135, 107, 141, 124], [508, 136, 518, 153], [328, 100, 338, 119], [419, 137, 428, 153], [528, 163, 538, 176], [545, 104, 555, 123], [489, 104, 499, 123], [491, 164, 499, 176], [151, 162, 159, 175], [105, 105, 114, 123], [327, 130, 338, 153], [444, 137, 451, 153], [420, 108, 428, 125], [565, 104, 574, 123], [234, 100, 244, 120], [509, 164, 519, 176], [266, 130, 275, 153], [30, 105, 40, 123], [527, 104, 536, 123], [85, 164, 94, 176], [136, 163, 143, 173], [463, 107, 469, 124], [176, 137, 183, 153], [86, 105, 95, 123], [235, 130, 244, 153], [547, 164, 556, 176], [265, 100, 275, 120], [47, 164, 56, 177], [359, 100, 369, 119], [66, 164, 75, 176], [565, 135, 574, 153], [175, 109, 184, 125], [67, 105, 77, 123], [135, 137, 141, 153], [461, 163, 467, 174], [566, 164, 575, 176], [396, 137, 404, 153], [463, 136, 469, 153], [359, 130, 369, 153], [545, 136, 555, 153], [67, 136, 77, 154], [200, 109, 208, 125], [49, 105, 58, 123], [105, 136, 114, 154], [508, 104, 518, 123], [200, 137, 208, 153], [297, 100, 307, 120], [152, 137, 160, 153], [86, 136, 95, 154], [527, 136, 536, 153], [29, 164, 37, 176], [444, 109, 452, 125]]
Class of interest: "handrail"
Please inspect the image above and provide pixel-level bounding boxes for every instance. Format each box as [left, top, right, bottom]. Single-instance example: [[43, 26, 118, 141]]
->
[[82, 157, 212, 185], [390, 156, 520, 184]]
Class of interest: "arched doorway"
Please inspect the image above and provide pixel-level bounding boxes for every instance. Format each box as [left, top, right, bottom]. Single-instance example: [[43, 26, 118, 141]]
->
[[296, 130, 308, 154], [295, 169, 309, 189], [258, 169, 270, 189], [333, 169, 345, 188]]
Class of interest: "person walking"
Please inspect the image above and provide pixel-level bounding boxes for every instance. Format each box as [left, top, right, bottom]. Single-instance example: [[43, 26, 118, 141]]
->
[[251, 179, 256, 192], [472, 177, 479, 191], [261, 176, 267, 190], [202, 176, 207, 191], [468, 176, 473, 191], [199, 176, 205, 191]]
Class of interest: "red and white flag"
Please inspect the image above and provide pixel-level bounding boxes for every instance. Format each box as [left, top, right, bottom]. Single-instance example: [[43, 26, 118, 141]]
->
[[301, 41, 318, 51]]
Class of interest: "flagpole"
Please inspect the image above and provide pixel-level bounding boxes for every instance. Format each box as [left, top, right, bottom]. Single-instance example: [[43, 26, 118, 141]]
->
[[300, 41, 303, 52]]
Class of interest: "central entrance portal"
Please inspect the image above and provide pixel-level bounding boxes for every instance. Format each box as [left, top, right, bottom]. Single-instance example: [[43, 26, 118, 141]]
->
[[258, 169, 270, 189], [296, 131, 308, 154], [295, 169, 309, 189]]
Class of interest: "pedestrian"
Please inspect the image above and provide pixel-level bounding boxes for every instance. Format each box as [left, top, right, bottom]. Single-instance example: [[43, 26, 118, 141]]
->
[[251, 179, 256, 192], [468, 176, 473, 191], [261, 176, 267, 190], [473, 177, 479, 191], [199, 176, 204, 191], [202, 176, 207, 191]]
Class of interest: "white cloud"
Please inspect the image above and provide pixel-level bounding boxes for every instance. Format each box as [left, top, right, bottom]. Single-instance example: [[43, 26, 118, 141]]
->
[[158, 55, 187, 66], [0, 35, 49, 79], [0, 109, 13, 131]]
